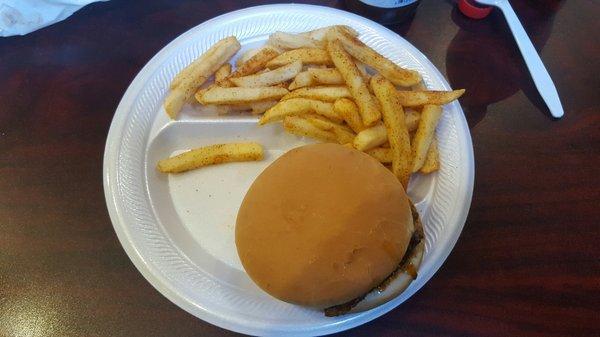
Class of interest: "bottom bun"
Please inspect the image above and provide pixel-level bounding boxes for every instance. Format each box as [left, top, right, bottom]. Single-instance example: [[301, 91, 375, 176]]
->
[[324, 202, 425, 316]]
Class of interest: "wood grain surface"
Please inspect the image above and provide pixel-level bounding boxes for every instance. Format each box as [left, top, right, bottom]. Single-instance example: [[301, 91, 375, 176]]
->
[[0, 1, 598, 336]]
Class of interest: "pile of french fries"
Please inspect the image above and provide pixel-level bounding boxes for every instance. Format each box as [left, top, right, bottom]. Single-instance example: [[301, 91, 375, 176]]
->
[[159, 26, 465, 187]]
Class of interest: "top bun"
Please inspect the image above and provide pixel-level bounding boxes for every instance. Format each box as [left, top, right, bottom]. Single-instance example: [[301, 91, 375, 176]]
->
[[236, 143, 414, 308]]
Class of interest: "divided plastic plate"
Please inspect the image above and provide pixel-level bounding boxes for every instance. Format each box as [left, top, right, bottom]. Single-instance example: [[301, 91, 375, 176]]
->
[[103, 4, 474, 336]]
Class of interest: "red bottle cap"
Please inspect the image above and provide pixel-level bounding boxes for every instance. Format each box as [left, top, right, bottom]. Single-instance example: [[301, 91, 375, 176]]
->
[[458, 0, 493, 20]]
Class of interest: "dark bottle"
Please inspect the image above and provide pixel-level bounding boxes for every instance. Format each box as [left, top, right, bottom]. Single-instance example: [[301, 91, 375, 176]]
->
[[344, 0, 421, 25]]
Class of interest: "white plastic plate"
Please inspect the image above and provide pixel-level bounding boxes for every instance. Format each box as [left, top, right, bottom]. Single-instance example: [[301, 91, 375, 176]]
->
[[103, 4, 474, 336]]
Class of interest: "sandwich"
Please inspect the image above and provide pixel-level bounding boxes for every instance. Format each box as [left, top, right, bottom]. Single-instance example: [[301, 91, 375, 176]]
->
[[236, 143, 424, 315]]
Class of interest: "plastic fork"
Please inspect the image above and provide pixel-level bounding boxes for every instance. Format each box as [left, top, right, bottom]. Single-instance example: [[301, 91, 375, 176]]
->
[[474, 0, 564, 118]]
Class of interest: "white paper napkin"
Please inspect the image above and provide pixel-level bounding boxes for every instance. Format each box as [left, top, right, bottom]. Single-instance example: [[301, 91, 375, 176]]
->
[[0, 0, 107, 37]]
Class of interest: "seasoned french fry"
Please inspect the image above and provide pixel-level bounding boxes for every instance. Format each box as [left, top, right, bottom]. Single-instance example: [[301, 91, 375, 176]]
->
[[327, 39, 381, 126], [300, 25, 359, 42], [305, 115, 355, 144], [157, 142, 263, 173], [300, 27, 331, 42], [283, 116, 337, 142], [288, 71, 315, 90], [273, 81, 292, 89], [405, 107, 420, 132], [259, 98, 341, 125], [268, 31, 323, 50], [255, 68, 271, 75], [371, 74, 412, 188], [197, 86, 288, 105], [165, 36, 240, 119], [353, 123, 388, 151], [281, 86, 351, 102], [189, 80, 214, 104], [411, 104, 443, 172], [289, 68, 347, 90], [196, 100, 279, 115], [236, 48, 259, 68], [355, 61, 371, 83], [366, 147, 392, 163], [305, 115, 353, 132], [333, 98, 365, 133], [411, 81, 427, 91], [215, 63, 232, 82], [396, 89, 465, 107], [328, 27, 421, 87], [220, 46, 281, 87], [230, 60, 302, 87], [169, 37, 238, 90], [308, 68, 344, 85], [332, 127, 356, 145], [250, 100, 279, 115], [194, 103, 247, 115], [420, 138, 440, 173], [194, 84, 214, 104], [266, 48, 332, 69], [336, 25, 359, 38], [192, 104, 226, 115], [302, 64, 327, 71]]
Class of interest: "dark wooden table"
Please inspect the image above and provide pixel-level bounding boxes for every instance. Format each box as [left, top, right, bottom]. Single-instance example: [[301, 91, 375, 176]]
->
[[1, 0, 598, 336]]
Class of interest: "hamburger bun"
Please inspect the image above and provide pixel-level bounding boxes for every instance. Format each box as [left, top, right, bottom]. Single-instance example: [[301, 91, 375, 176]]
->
[[236, 143, 423, 313]]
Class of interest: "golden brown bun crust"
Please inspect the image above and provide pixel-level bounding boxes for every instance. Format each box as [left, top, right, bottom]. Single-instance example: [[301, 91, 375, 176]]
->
[[236, 143, 413, 308]]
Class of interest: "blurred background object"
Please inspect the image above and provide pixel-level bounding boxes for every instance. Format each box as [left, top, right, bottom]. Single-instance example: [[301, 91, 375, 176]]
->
[[344, 0, 421, 25], [0, 0, 106, 37]]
